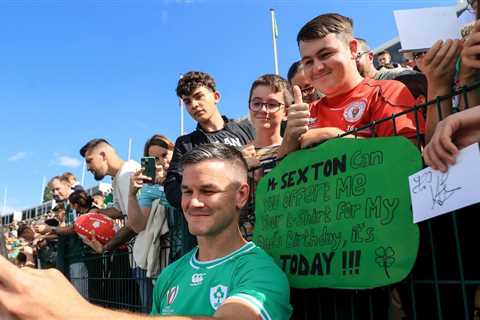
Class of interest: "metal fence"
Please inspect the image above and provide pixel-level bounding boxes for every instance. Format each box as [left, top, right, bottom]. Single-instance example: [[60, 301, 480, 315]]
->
[[67, 81, 480, 319], [68, 205, 193, 313]]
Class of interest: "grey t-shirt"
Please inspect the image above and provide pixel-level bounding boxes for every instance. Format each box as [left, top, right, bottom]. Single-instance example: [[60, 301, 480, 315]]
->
[[374, 67, 418, 81]]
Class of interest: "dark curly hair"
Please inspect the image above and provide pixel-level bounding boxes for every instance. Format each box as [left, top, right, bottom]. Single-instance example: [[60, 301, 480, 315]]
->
[[176, 71, 217, 98]]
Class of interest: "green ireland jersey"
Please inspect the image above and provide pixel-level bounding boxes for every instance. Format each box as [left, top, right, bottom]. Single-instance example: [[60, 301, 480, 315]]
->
[[151, 242, 292, 319]]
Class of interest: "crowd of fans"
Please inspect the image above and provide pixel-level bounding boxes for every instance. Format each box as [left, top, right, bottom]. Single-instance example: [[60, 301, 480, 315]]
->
[[3, 174, 108, 268], [2, 5, 480, 319]]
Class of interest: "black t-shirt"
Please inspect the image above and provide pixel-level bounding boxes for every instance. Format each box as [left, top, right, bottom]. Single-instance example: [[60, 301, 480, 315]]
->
[[164, 116, 254, 209]]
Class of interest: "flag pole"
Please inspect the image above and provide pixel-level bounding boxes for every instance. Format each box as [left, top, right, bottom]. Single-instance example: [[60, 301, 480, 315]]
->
[[270, 8, 279, 75], [180, 98, 185, 136], [179, 73, 185, 136], [127, 138, 133, 160], [81, 161, 86, 186], [2, 188, 7, 215], [40, 176, 46, 203]]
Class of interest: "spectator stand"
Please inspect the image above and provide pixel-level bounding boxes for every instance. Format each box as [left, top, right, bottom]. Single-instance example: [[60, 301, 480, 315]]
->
[[20, 200, 56, 222], [1, 213, 14, 225]]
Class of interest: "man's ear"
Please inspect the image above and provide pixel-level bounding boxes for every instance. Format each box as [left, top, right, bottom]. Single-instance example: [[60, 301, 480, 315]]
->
[[349, 39, 359, 59], [236, 183, 250, 209], [214, 91, 221, 104], [368, 52, 374, 62]]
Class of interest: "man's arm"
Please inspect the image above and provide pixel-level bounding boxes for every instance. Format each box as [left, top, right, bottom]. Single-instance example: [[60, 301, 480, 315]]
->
[[418, 39, 461, 142], [458, 21, 480, 111], [126, 169, 152, 233], [90, 302, 261, 320], [0, 254, 262, 320], [35, 224, 75, 236], [423, 105, 480, 172], [299, 127, 353, 148], [96, 207, 124, 219], [82, 225, 136, 253], [103, 225, 136, 252], [127, 193, 150, 233]]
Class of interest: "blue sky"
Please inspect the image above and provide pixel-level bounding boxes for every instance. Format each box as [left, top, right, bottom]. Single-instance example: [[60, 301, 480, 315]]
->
[[0, 0, 457, 213]]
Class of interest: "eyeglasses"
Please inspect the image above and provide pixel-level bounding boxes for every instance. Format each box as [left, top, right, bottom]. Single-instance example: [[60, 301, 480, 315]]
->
[[356, 51, 370, 59], [249, 100, 284, 113], [412, 52, 426, 60]]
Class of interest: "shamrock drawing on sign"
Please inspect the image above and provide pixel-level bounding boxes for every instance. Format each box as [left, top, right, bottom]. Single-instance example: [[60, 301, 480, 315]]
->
[[375, 246, 396, 279]]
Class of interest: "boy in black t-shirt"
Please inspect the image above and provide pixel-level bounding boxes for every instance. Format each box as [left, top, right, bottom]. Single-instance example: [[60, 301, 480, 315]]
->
[[164, 71, 254, 210]]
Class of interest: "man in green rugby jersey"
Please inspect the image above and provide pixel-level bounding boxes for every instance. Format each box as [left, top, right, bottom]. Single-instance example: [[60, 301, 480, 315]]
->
[[0, 143, 292, 320]]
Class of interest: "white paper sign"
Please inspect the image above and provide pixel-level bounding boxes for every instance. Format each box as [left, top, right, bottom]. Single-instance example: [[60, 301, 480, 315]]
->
[[409, 143, 480, 223], [394, 6, 461, 52]]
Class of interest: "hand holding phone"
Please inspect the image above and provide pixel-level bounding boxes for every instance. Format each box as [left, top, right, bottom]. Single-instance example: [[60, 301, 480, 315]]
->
[[141, 157, 156, 184]]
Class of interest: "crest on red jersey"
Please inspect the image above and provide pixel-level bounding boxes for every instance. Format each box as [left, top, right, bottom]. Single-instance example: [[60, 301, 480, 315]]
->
[[343, 101, 366, 123]]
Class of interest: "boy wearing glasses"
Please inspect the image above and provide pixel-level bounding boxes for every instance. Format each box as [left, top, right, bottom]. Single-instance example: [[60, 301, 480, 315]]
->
[[241, 74, 289, 174], [278, 13, 424, 157], [239, 74, 290, 240], [164, 71, 254, 210]]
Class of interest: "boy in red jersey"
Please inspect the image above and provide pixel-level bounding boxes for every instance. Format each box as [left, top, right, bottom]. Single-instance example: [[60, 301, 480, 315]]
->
[[278, 13, 425, 157]]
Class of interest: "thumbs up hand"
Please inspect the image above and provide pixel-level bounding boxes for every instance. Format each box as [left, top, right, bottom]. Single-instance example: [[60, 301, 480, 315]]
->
[[284, 85, 311, 140], [277, 86, 312, 158]]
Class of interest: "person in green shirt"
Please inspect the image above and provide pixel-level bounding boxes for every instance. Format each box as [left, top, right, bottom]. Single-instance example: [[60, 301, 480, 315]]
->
[[0, 143, 292, 320]]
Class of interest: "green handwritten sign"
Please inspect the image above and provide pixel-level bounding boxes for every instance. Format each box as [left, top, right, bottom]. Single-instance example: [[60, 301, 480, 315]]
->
[[253, 137, 421, 289]]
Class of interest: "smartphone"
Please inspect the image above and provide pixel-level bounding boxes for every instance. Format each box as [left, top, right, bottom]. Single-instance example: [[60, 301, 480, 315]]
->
[[141, 156, 156, 184]]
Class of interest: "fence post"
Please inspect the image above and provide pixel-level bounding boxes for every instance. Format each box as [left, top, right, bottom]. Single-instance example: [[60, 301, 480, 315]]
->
[[0, 225, 7, 258]]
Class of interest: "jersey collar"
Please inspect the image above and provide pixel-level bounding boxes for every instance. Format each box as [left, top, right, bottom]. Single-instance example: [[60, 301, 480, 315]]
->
[[190, 242, 256, 270]]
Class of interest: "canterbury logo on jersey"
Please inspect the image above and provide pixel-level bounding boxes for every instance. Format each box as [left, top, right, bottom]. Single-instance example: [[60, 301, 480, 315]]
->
[[191, 273, 206, 286]]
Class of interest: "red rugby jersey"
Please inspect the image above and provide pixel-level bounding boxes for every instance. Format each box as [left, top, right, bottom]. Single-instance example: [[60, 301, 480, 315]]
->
[[309, 78, 425, 138]]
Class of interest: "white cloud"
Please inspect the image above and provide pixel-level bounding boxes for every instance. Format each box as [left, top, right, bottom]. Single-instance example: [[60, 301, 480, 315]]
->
[[7, 152, 27, 162], [58, 155, 82, 168], [53, 154, 82, 168]]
